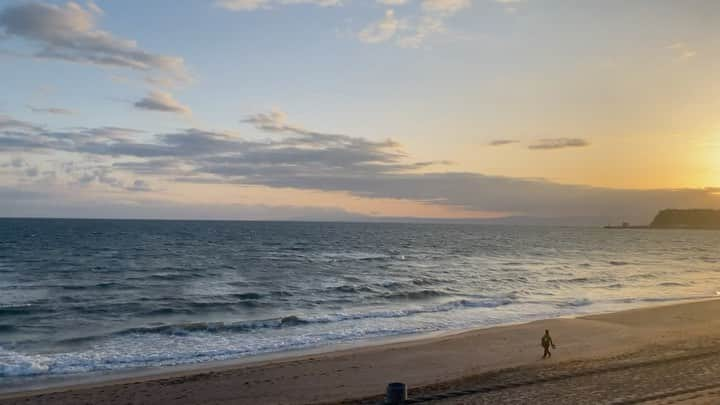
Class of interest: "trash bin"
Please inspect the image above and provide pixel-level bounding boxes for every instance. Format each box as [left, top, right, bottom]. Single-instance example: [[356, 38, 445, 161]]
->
[[386, 382, 407, 404]]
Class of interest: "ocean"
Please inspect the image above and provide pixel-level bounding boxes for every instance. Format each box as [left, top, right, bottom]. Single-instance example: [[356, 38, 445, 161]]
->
[[1, 219, 719, 388]]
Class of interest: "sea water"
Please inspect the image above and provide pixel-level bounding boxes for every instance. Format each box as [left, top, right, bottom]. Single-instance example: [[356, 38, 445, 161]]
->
[[1, 219, 719, 387]]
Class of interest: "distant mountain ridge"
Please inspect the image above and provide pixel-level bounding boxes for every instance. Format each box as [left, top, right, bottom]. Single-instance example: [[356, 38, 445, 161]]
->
[[650, 209, 720, 229]]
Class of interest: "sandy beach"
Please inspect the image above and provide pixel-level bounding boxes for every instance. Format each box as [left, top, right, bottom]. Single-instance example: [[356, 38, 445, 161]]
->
[[4, 299, 720, 404]]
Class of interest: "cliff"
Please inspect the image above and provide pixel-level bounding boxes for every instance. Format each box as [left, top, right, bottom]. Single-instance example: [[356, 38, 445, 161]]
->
[[649, 209, 720, 229]]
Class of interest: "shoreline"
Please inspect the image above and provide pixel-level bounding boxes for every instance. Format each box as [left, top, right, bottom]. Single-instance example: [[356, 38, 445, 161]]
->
[[1, 295, 711, 395], [4, 297, 720, 404], [0, 326, 465, 395]]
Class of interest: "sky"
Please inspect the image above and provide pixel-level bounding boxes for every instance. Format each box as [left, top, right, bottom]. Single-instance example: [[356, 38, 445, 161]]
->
[[0, 0, 719, 223]]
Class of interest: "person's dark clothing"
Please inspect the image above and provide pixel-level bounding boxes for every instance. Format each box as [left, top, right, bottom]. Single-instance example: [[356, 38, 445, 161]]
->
[[541, 331, 555, 358]]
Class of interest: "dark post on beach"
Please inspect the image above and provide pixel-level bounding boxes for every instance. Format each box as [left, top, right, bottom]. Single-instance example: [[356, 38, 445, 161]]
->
[[386, 382, 408, 404]]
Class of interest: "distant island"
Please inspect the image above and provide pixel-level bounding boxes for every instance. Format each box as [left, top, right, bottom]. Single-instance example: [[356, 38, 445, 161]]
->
[[649, 209, 720, 229], [606, 209, 720, 229]]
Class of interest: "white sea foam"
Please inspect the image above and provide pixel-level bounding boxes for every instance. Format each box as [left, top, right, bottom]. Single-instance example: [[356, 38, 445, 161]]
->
[[0, 348, 51, 377]]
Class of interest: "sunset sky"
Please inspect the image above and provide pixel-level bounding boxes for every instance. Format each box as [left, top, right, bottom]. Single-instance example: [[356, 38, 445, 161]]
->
[[1, 0, 719, 222]]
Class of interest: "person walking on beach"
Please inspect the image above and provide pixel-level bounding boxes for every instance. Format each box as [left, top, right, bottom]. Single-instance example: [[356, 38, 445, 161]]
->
[[541, 329, 555, 359]]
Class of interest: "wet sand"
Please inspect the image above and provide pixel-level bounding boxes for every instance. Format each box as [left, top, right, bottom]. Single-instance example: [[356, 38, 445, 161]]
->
[[3, 299, 720, 404]]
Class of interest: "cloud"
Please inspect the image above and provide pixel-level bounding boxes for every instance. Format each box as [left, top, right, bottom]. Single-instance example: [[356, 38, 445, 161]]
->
[[0, 115, 41, 132], [0, 186, 48, 202], [74, 167, 123, 188], [667, 42, 697, 60], [421, 0, 470, 15], [215, 0, 342, 11], [358, 10, 402, 44], [360, 0, 468, 48], [396, 15, 444, 48], [80, 126, 145, 140], [0, 186, 369, 221], [242, 110, 307, 134], [215, 0, 462, 48], [528, 138, 590, 150], [494, 0, 522, 12], [0, 158, 49, 181], [86, 0, 103, 15], [170, 164, 720, 223], [378, 0, 410, 5], [27, 105, 75, 115], [199, 171, 720, 222], [281, 0, 343, 6], [3, 112, 718, 222], [0, 2, 189, 82], [215, 0, 270, 10], [488, 139, 518, 146], [113, 159, 183, 175], [126, 179, 152, 192], [24, 166, 39, 177], [1, 157, 24, 169], [0, 112, 405, 169], [133, 91, 192, 115], [242, 109, 349, 138], [7, 157, 25, 168]]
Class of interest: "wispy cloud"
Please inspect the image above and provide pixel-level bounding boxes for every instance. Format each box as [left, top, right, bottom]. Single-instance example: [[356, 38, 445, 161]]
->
[[126, 179, 153, 192], [528, 138, 590, 150], [0, 1, 189, 83], [421, 0, 470, 15], [358, 10, 402, 44], [358, 0, 469, 48], [493, 0, 523, 13], [242, 109, 343, 137], [215, 0, 342, 11], [0, 115, 42, 132], [133, 91, 192, 116], [488, 139, 519, 146], [215, 0, 271, 11], [667, 42, 697, 60], [27, 105, 76, 115], [216, 0, 470, 48], [396, 15, 444, 48], [377, 0, 410, 5]]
